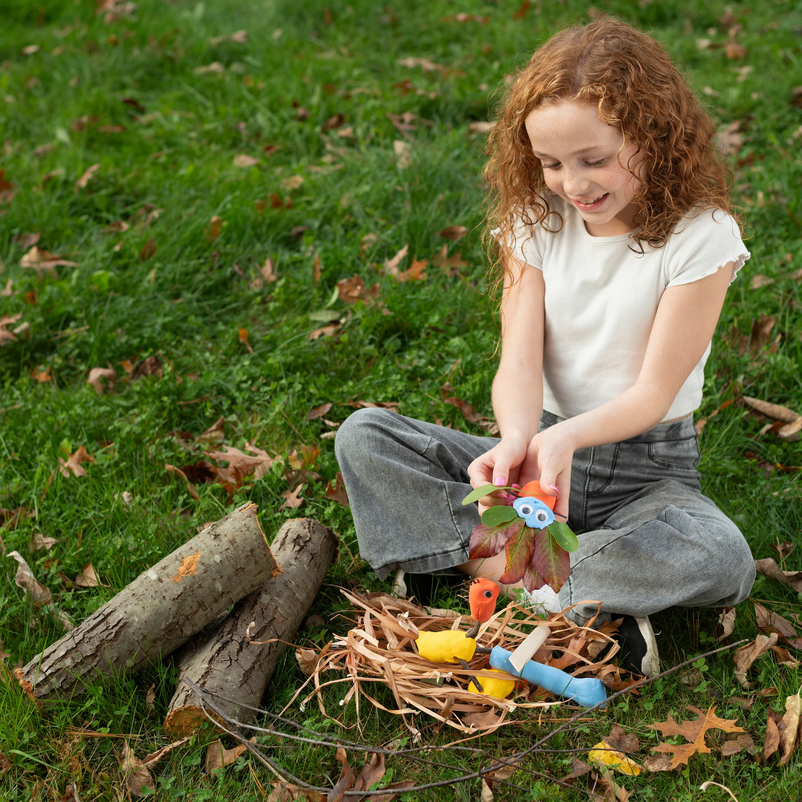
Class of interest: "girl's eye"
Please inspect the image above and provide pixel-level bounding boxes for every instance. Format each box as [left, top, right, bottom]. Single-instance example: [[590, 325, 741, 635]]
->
[[541, 162, 559, 170], [586, 158, 606, 167]]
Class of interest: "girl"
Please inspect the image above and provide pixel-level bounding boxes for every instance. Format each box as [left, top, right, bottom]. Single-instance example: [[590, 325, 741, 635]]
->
[[335, 18, 755, 676]]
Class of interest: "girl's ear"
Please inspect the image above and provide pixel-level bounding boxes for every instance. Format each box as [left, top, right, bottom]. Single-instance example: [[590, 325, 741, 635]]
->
[[518, 480, 556, 510]]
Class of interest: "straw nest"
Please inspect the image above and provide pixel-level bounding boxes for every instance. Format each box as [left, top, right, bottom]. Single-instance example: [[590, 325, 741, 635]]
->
[[288, 590, 634, 735]]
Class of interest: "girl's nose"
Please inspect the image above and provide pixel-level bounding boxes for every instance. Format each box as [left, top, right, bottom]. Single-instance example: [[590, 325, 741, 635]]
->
[[563, 169, 589, 198]]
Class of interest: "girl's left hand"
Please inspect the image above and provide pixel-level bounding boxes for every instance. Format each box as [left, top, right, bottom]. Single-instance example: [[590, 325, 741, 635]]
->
[[524, 425, 575, 522]]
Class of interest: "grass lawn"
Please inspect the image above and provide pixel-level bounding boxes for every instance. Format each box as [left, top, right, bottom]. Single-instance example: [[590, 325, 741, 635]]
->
[[1, 0, 801, 799]]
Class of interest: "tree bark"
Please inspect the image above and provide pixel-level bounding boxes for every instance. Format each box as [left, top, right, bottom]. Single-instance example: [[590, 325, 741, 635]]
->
[[164, 518, 337, 735], [16, 503, 278, 701]]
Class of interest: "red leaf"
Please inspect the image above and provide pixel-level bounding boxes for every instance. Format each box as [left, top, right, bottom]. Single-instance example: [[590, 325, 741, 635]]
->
[[499, 525, 534, 585], [469, 517, 524, 560], [530, 527, 571, 592]]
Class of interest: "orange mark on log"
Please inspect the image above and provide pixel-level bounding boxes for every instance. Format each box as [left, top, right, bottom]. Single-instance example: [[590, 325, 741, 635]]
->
[[172, 551, 201, 583]]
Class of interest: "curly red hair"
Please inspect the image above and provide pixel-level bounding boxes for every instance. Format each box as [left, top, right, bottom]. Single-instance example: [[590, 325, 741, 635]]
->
[[485, 18, 737, 280]]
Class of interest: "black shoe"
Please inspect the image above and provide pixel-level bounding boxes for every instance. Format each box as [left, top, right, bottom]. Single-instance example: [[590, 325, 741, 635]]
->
[[615, 615, 660, 677]]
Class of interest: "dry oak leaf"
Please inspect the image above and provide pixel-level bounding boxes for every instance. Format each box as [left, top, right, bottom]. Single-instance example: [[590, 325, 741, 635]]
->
[[140, 239, 157, 262], [0, 313, 23, 346], [267, 782, 326, 802], [207, 445, 276, 480], [74, 563, 105, 588], [120, 741, 154, 798], [233, 154, 260, 168], [337, 275, 381, 305], [397, 258, 427, 282], [720, 731, 755, 757], [19, 246, 77, 277], [779, 693, 800, 765], [716, 607, 736, 641], [295, 646, 318, 676], [647, 705, 744, 769], [165, 464, 200, 500], [753, 601, 802, 648], [205, 739, 248, 773], [734, 633, 778, 688], [30, 533, 58, 552], [205, 215, 223, 243], [74, 163, 100, 191], [0, 279, 13, 297], [13, 232, 40, 248], [383, 243, 409, 276], [195, 416, 225, 445], [7, 551, 52, 607], [762, 710, 781, 763], [58, 445, 96, 478], [87, 366, 117, 395], [279, 484, 304, 510]]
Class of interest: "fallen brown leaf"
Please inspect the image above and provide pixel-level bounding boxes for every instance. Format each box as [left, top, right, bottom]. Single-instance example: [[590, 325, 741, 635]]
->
[[279, 485, 304, 510], [7, 550, 52, 607], [165, 464, 200, 500], [19, 246, 78, 277], [74, 163, 100, 191], [140, 239, 157, 261], [383, 244, 409, 276], [30, 533, 58, 552], [120, 741, 155, 798], [328, 747, 355, 802], [647, 705, 743, 769], [393, 139, 412, 169], [0, 313, 23, 346], [208, 445, 276, 480], [779, 692, 800, 765], [205, 739, 248, 773], [234, 154, 260, 168], [762, 708, 783, 763], [397, 258, 427, 282], [74, 563, 103, 588], [0, 279, 13, 297], [720, 731, 755, 756], [324, 471, 349, 508], [716, 607, 736, 641], [437, 225, 469, 241], [205, 215, 223, 243], [337, 275, 381, 305], [295, 647, 318, 676], [238, 327, 254, 353], [307, 402, 333, 420], [58, 445, 96, 478], [13, 232, 40, 248], [754, 601, 802, 648], [87, 366, 117, 395], [195, 417, 225, 445], [733, 633, 778, 688]]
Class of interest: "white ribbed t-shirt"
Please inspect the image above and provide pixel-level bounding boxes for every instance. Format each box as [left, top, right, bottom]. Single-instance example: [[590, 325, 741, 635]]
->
[[503, 199, 750, 420]]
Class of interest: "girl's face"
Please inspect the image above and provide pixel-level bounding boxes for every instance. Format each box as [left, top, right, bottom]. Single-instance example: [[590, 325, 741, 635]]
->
[[524, 100, 642, 237]]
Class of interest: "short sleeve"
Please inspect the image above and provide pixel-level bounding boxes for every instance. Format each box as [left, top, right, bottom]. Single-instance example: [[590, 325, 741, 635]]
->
[[665, 208, 750, 288], [491, 209, 545, 269]]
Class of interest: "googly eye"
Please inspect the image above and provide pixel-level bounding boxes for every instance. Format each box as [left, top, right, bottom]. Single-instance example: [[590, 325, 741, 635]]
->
[[518, 503, 533, 516], [535, 509, 549, 523], [483, 589, 493, 599]]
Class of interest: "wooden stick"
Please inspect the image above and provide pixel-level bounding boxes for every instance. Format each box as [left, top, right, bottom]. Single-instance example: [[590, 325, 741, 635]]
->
[[164, 518, 337, 735], [16, 503, 278, 701]]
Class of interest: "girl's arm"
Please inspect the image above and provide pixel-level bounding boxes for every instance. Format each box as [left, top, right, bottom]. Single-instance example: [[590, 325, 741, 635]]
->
[[532, 262, 735, 504], [467, 254, 545, 499]]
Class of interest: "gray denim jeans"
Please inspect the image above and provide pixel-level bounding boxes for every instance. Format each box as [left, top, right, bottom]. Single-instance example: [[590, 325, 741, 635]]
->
[[334, 408, 755, 625]]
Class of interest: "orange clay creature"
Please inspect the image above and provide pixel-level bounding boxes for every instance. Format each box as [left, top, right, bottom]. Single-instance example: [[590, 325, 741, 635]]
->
[[467, 577, 500, 636]]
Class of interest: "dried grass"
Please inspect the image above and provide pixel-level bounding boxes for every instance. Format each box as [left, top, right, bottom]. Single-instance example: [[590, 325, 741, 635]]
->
[[286, 590, 630, 735]]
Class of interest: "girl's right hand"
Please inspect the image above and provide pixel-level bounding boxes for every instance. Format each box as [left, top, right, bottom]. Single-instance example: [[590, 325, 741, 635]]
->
[[467, 436, 530, 515]]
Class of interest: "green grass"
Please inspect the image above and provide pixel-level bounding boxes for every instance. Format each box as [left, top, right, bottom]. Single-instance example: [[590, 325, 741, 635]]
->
[[1, 0, 801, 798]]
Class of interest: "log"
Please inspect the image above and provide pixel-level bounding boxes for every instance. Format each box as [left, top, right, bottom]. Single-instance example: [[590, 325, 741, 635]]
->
[[164, 518, 337, 735], [16, 503, 278, 701]]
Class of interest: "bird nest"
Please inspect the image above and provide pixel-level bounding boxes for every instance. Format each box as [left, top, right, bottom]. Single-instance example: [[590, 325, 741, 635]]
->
[[287, 589, 634, 736]]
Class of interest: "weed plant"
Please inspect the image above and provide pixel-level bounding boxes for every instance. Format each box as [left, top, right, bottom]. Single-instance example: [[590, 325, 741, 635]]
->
[[1, 0, 801, 799]]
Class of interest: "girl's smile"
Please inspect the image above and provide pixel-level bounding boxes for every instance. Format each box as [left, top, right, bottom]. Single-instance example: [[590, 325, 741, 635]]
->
[[524, 101, 642, 237]]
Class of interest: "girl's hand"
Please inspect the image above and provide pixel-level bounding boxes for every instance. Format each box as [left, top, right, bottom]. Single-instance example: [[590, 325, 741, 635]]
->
[[524, 425, 576, 522], [468, 436, 528, 515]]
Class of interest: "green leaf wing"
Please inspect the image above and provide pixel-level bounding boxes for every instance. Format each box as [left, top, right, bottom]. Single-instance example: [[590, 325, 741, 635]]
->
[[462, 483, 504, 506], [547, 520, 579, 552], [481, 505, 519, 527], [468, 517, 525, 560]]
